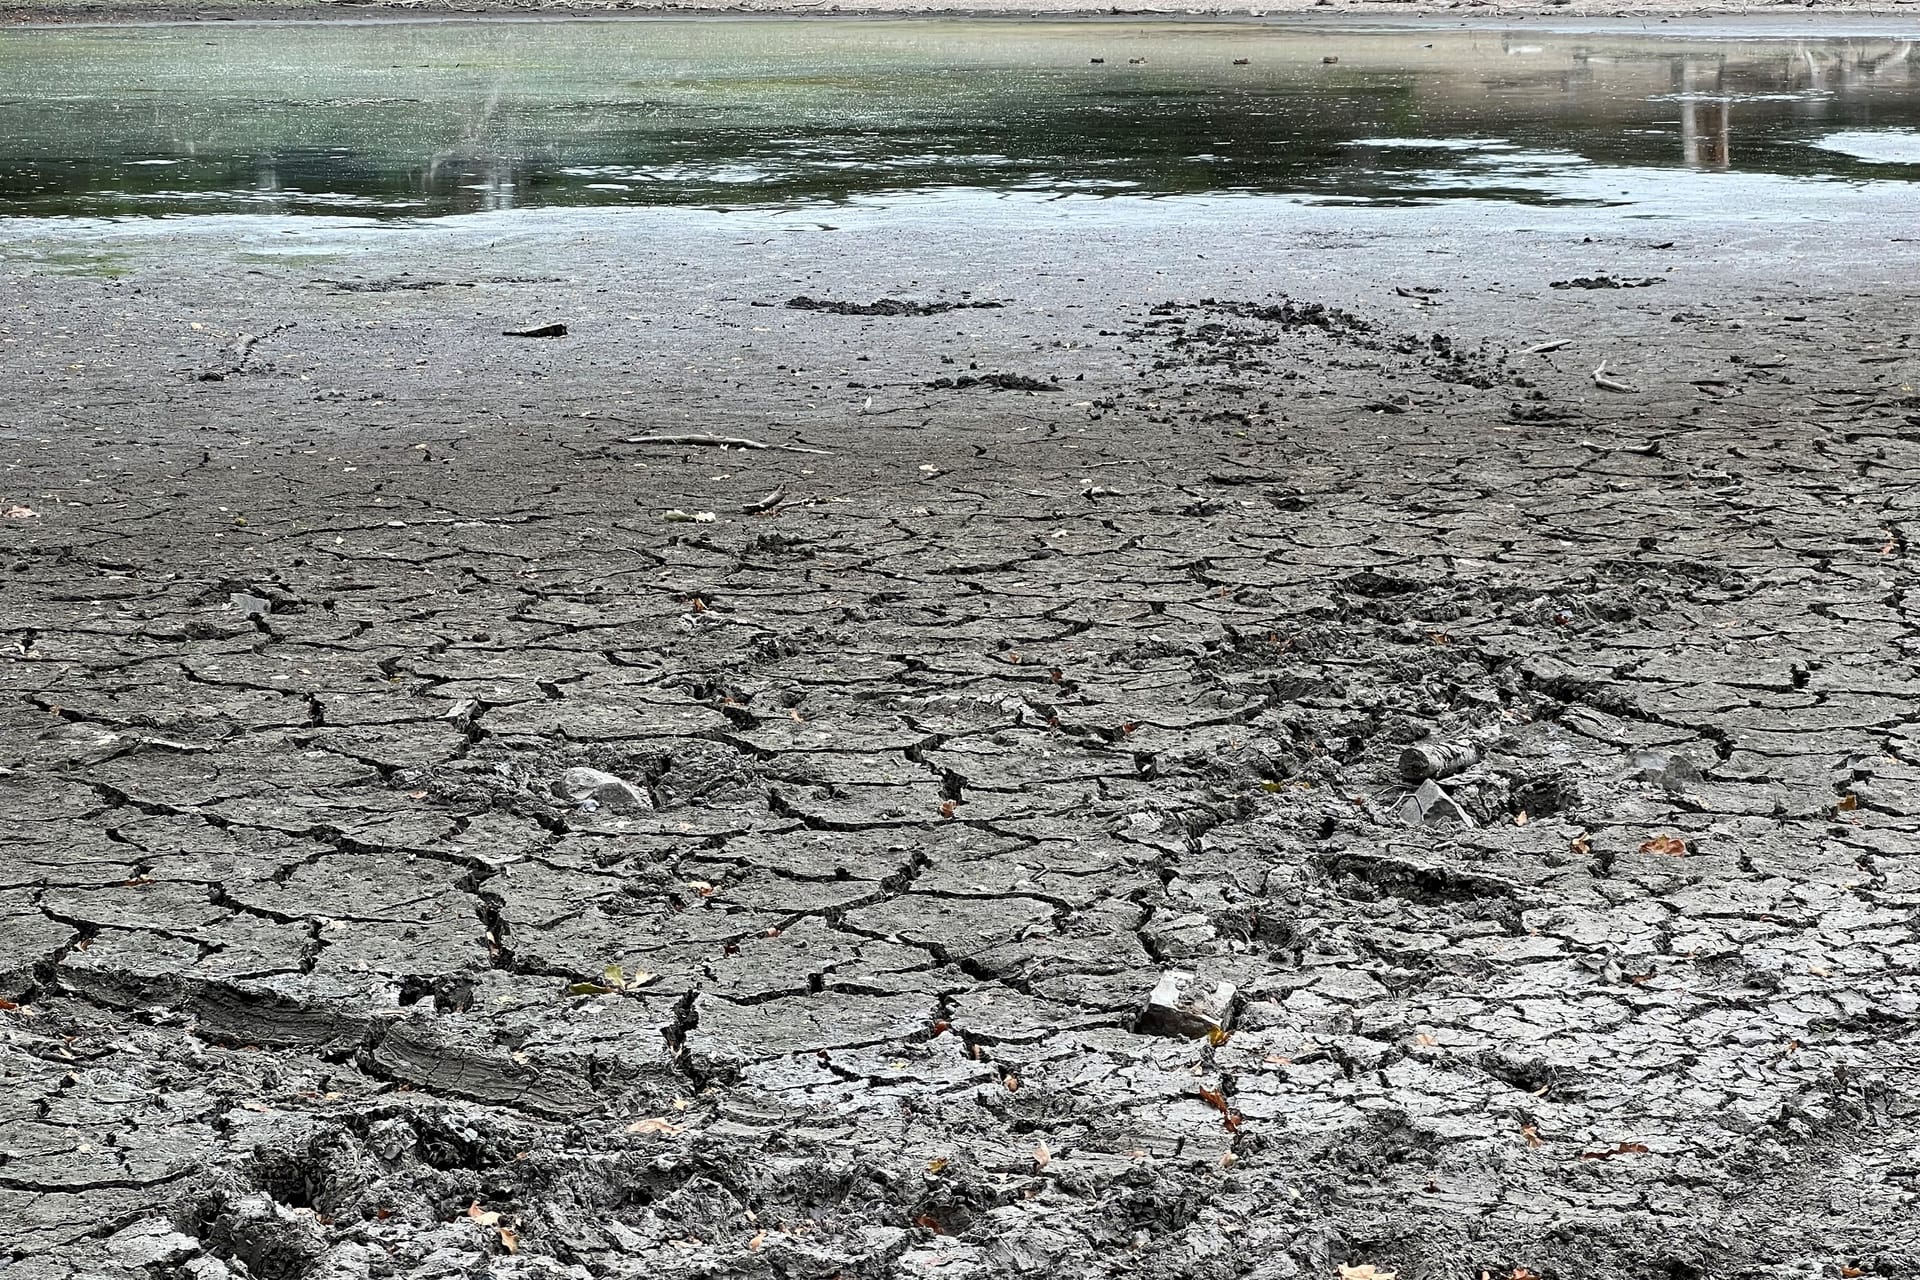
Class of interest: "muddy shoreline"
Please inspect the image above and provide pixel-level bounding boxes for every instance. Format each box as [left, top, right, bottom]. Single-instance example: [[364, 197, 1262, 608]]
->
[[5, 186, 1920, 1279]]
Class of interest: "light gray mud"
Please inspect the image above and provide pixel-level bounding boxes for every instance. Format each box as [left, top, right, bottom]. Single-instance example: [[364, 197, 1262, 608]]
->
[[1, 196, 1918, 1279]]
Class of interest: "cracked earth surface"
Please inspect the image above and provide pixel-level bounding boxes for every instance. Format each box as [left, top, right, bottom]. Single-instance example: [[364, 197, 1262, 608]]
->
[[2, 201, 1918, 1280]]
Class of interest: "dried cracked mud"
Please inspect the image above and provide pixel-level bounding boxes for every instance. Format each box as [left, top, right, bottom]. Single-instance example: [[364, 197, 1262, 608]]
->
[[2, 202, 1918, 1280]]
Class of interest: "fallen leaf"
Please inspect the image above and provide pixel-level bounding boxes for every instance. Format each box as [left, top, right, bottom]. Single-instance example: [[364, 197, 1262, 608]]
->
[[1638, 835, 1688, 857], [624, 1117, 686, 1135], [1837, 794, 1859, 811], [1570, 833, 1592, 856], [498, 1228, 518, 1254], [749, 1231, 766, 1252], [1033, 1142, 1051, 1169], [1004, 1075, 1020, 1091], [1413, 1033, 1438, 1047], [939, 800, 957, 818], [1520, 1123, 1543, 1149], [926, 1157, 949, 1175], [467, 1203, 501, 1227], [1338, 1265, 1397, 1280], [914, 1213, 945, 1235], [1576, 1141, 1650, 1160], [3, 505, 35, 519], [1206, 1026, 1230, 1047]]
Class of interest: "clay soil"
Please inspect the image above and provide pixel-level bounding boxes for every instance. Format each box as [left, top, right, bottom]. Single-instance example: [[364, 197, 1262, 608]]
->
[[2, 178, 1919, 1279]]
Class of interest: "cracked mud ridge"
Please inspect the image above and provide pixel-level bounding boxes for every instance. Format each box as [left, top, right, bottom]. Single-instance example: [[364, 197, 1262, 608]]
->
[[1, 207, 1918, 1280]]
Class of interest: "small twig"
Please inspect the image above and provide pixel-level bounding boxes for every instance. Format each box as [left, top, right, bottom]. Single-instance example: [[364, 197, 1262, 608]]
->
[[742, 487, 787, 514], [623, 433, 831, 455], [1592, 362, 1640, 394], [1527, 338, 1571, 355]]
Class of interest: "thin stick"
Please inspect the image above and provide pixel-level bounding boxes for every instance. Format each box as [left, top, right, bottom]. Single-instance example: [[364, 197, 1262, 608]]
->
[[742, 488, 787, 514], [623, 433, 831, 455], [1592, 362, 1639, 394], [1527, 338, 1571, 355]]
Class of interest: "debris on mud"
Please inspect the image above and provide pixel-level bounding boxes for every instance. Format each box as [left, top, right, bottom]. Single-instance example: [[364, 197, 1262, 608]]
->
[[1550, 275, 1664, 289], [784, 295, 1004, 316], [503, 322, 568, 337], [555, 766, 652, 813], [927, 372, 1056, 391], [1399, 738, 1479, 781], [1140, 970, 1238, 1038]]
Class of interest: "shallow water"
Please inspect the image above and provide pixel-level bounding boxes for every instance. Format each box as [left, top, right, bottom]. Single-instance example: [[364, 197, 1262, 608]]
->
[[1, 18, 1918, 218]]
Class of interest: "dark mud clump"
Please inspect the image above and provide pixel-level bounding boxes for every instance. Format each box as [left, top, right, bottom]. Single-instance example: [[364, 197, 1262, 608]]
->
[[785, 295, 1006, 316]]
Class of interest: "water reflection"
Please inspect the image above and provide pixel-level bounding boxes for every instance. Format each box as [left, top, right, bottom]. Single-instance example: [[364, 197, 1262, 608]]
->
[[0, 21, 1917, 218]]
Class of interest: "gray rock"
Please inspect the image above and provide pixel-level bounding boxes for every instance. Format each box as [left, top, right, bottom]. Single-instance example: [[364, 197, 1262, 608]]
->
[[1630, 750, 1702, 792], [556, 766, 651, 813], [1399, 778, 1472, 826], [1140, 969, 1237, 1038]]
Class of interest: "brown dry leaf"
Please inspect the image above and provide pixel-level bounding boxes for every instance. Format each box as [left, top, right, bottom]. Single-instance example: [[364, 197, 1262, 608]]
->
[[1569, 833, 1592, 856], [1513, 810, 1529, 826], [1837, 794, 1859, 811], [1576, 1141, 1650, 1160], [1841, 1267, 1864, 1278], [467, 1203, 501, 1227], [1033, 1142, 1051, 1169], [926, 1157, 949, 1175], [1638, 835, 1688, 857], [498, 1228, 518, 1254], [625, 1117, 686, 1136], [1510, 1269, 1539, 1280], [748, 1231, 766, 1252], [939, 800, 957, 818], [914, 1213, 945, 1235], [0, 997, 21, 1012], [1520, 1123, 1543, 1149], [1004, 1074, 1020, 1092], [1338, 1266, 1397, 1280], [1413, 1033, 1438, 1047], [1197, 1086, 1244, 1132], [1206, 1026, 1230, 1047]]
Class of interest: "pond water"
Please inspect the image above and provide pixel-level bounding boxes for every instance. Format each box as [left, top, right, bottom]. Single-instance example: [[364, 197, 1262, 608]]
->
[[1, 18, 1918, 218]]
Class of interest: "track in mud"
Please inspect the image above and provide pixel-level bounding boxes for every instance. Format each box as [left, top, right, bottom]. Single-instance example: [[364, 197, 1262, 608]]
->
[[1, 240, 1918, 1280]]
